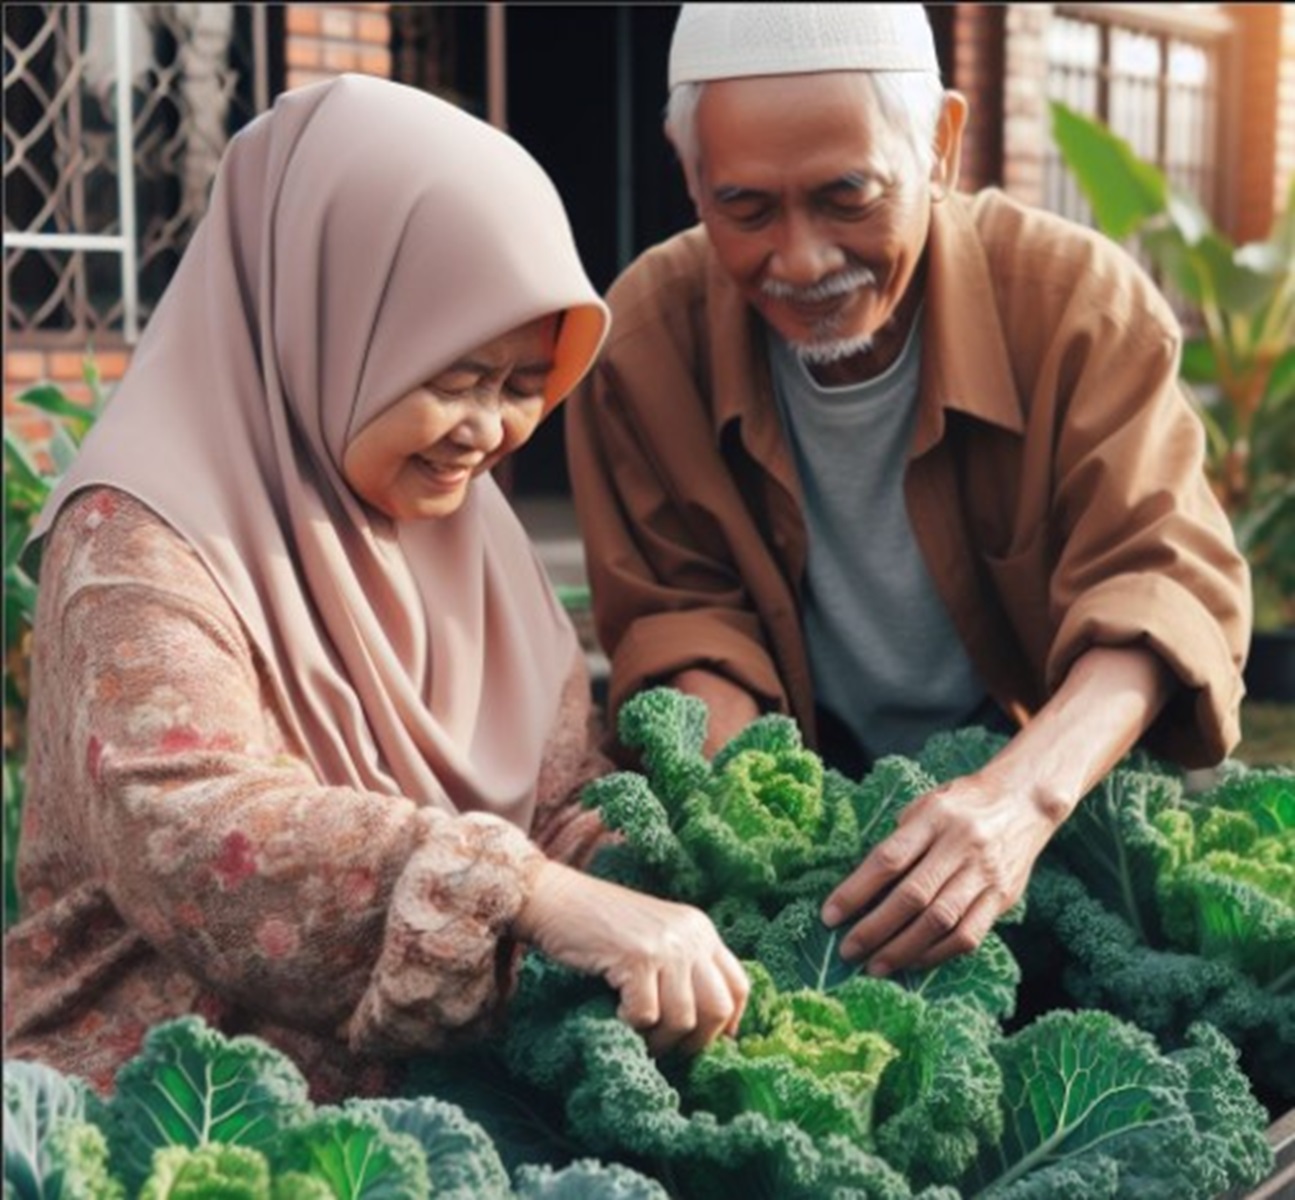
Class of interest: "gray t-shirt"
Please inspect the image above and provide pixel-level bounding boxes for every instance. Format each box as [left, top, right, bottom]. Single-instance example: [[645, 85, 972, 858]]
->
[[768, 317, 989, 759]]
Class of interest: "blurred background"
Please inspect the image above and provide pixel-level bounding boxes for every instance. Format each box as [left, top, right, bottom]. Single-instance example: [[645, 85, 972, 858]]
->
[[4, 3, 1293, 768]]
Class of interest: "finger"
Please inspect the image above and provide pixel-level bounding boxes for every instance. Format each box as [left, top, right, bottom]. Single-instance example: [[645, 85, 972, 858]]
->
[[858, 869, 988, 976], [821, 823, 933, 928], [715, 945, 751, 1036], [645, 963, 697, 1057], [613, 966, 661, 1032], [675, 961, 738, 1056], [905, 889, 1003, 972], [836, 849, 960, 963]]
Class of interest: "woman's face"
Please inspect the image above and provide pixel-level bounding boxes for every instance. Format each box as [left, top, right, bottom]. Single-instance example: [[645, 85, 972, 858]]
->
[[343, 314, 559, 521]]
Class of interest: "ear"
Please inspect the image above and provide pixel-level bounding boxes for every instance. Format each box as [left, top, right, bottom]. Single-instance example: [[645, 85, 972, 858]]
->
[[931, 90, 969, 198]]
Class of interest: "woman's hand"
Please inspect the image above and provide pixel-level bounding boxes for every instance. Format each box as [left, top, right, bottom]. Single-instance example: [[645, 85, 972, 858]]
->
[[515, 860, 749, 1056]]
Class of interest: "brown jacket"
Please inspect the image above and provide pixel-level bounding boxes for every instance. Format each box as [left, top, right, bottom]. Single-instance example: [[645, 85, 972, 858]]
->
[[566, 188, 1251, 768]]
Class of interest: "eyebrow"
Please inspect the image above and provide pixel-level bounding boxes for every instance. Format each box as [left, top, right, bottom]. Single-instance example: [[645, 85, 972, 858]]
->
[[711, 170, 881, 205]]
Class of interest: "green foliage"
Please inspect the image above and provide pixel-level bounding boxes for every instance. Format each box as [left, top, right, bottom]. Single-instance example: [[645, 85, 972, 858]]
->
[[4, 705, 1281, 1199], [4, 1018, 662, 1199], [138, 1142, 271, 1200], [1051, 102, 1295, 629], [3, 362, 108, 933], [1022, 759, 1295, 1105]]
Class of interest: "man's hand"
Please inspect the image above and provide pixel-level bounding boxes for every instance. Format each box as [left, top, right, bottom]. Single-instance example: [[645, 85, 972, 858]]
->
[[822, 645, 1174, 973], [515, 859, 750, 1056], [670, 668, 762, 756], [821, 772, 1067, 973]]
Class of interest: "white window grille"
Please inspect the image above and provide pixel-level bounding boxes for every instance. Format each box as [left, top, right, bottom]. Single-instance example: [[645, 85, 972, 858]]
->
[[3, 3, 269, 347]]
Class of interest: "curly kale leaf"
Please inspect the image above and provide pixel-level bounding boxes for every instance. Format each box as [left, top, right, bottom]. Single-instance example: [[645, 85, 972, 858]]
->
[[345, 1096, 511, 1200], [513, 1157, 671, 1198], [962, 1009, 1270, 1200], [616, 687, 712, 810], [102, 1017, 311, 1193], [676, 746, 827, 896], [137, 1142, 271, 1200], [1023, 863, 1295, 1106], [586, 690, 859, 906], [686, 963, 897, 1145], [891, 931, 1021, 1022], [755, 898, 860, 993], [1151, 768, 1295, 988], [1046, 766, 1184, 942], [915, 726, 1010, 785], [846, 757, 938, 853], [4, 1058, 123, 1200], [268, 1108, 429, 1199]]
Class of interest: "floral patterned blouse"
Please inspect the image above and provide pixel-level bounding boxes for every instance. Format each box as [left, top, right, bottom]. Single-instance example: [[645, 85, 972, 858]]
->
[[3, 487, 612, 1100]]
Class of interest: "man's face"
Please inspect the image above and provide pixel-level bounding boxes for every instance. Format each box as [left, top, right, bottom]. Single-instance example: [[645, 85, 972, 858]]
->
[[693, 71, 942, 362]]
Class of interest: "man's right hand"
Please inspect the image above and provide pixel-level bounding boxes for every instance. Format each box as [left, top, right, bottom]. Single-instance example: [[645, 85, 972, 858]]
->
[[670, 668, 762, 756], [514, 859, 749, 1056]]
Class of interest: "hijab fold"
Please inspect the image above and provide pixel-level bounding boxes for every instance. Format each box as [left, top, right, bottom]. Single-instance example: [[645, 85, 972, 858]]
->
[[32, 75, 610, 829]]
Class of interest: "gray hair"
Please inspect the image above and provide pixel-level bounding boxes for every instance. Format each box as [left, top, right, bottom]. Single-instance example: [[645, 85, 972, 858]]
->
[[663, 73, 947, 200]]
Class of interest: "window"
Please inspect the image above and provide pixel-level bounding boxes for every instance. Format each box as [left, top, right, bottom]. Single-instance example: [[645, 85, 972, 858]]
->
[[3, 4, 270, 347], [1044, 4, 1230, 227]]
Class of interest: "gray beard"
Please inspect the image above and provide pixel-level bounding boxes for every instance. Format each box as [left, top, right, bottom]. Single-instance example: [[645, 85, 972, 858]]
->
[[787, 330, 877, 365]]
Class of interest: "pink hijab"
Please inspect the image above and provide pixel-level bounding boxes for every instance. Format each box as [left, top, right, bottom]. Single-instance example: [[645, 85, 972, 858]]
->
[[31, 75, 610, 829]]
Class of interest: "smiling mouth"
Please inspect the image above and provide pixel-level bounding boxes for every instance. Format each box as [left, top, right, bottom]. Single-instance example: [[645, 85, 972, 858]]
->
[[414, 458, 476, 491]]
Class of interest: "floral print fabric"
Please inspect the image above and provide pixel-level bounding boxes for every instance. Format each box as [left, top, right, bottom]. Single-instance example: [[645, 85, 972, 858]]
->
[[4, 488, 610, 1099]]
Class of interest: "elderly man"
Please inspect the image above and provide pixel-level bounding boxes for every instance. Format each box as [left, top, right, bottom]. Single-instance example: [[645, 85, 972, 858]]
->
[[565, 4, 1250, 976]]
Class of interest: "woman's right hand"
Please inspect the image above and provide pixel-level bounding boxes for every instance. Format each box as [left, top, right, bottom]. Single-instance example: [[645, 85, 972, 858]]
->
[[513, 859, 749, 1056]]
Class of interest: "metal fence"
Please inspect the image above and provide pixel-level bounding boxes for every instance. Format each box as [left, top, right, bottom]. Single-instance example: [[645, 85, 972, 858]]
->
[[3, 3, 269, 346]]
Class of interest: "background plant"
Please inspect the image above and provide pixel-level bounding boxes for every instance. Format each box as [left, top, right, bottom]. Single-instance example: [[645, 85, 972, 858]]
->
[[1050, 101, 1295, 631], [3, 360, 106, 929]]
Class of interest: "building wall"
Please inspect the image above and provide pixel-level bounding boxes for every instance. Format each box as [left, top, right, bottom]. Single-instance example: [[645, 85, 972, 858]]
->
[[282, 3, 391, 91], [1227, 2, 1288, 242], [1278, 4, 1295, 216], [1001, 2, 1051, 208]]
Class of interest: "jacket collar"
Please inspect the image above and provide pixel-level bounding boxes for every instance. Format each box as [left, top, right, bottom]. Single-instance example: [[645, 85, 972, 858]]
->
[[703, 192, 1025, 458]]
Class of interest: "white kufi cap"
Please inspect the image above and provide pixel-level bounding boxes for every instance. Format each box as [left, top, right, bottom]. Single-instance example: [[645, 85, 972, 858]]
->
[[668, 3, 940, 89]]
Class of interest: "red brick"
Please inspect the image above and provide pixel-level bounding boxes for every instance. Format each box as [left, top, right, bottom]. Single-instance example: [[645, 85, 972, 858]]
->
[[322, 43, 360, 72], [286, 39, 323, 69], [320, 8, 355, 40], [358, 47, 391, 77], [48, 352, 88, 381], [356, 13, 388, 44], [285, 6, 322, 36], [4, 351, 46, 383], [92, 350, 131, 380]]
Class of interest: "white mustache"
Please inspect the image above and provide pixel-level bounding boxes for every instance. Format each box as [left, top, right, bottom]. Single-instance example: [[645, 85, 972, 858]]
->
[[761, 266, 878, 304]]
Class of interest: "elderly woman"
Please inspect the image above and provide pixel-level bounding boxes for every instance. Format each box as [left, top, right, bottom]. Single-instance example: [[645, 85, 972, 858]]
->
[[4, 75, 747, 1100]]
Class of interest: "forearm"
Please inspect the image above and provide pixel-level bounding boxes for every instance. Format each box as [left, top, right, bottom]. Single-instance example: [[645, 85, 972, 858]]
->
[[670, 667, 763, 756], [981, 644, 1176, 822]]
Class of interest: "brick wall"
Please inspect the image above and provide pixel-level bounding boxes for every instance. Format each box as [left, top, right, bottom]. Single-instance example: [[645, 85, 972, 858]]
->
[[284, 3, 391, 92], [1227, 3, 1286, 242], [1278, 5, 1295, 215], [1000, 2, 1051, 208], [4, 348, 131, 454], [950, 3, 1006, 194]]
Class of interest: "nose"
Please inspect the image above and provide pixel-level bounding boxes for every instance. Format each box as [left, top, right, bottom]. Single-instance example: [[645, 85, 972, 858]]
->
[[769, 211, 845, 286], [450, 402, 505, 454]]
